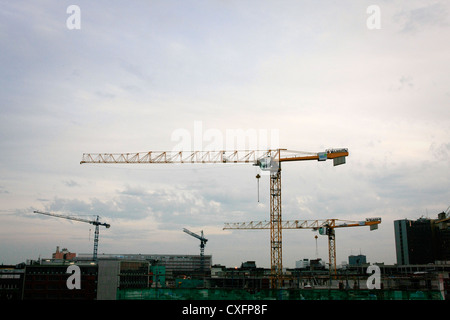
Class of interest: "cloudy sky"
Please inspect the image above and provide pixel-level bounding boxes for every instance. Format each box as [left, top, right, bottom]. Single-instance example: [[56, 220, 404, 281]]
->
[[1, 0, 449, 268]]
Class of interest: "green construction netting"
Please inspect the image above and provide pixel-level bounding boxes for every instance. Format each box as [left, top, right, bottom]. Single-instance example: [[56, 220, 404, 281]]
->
[[117, 288, 443, 300]]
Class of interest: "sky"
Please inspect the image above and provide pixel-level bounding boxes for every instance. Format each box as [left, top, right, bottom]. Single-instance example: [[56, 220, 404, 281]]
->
[[0, 0, 449, 268]]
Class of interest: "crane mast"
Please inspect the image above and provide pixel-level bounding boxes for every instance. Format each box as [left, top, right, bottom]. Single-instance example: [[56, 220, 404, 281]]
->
[[81, 148, 348, 288], [183, 228, 208, 272], [34, 210, 110, 261]]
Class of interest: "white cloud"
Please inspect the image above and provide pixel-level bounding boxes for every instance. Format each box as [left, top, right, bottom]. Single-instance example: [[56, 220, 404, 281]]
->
[[395, 2, 449, 34]]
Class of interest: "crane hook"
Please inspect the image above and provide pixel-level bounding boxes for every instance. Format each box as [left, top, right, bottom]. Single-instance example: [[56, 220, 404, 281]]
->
[[256, 174, 261, 202]]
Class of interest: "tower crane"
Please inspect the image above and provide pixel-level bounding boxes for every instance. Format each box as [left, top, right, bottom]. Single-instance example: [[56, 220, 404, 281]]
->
[[81, 148, 349, 288], [34, 210, 110, 261], [223, 217, 381, 276], [183, 228, 208, 272]]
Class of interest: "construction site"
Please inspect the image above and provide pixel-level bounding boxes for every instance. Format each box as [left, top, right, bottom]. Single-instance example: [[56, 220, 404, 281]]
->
[[1, 242, 449, 300], [2, 0, 449, 312], [79, 148, 351, 289], [1, 149, 450, 300]]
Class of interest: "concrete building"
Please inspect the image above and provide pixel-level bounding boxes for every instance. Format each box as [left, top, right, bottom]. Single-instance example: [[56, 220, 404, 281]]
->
[[295, 259, 310, 269], [97, 259, 162, 300], [77, 253, 212, 281]]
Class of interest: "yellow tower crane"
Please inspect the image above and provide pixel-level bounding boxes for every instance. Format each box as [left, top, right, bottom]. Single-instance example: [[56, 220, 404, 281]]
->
[[223, 217, 381, 276], [81, 148, 348, 288]]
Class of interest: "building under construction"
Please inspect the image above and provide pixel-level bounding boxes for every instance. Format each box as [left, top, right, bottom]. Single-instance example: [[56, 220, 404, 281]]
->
[[77, 253, 212, 284], [2, 239, 450, 301], [12, 205, 448, 300]]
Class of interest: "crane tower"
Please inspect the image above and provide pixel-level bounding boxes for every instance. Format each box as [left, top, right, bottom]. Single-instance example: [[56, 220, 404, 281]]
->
[[34, 210, 110, 261], [81, 148, 348, 287], [183, 228, 208, 272]]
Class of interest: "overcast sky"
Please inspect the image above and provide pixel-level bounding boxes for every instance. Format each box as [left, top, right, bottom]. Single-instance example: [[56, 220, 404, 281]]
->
[[1, 0, 449, 268]]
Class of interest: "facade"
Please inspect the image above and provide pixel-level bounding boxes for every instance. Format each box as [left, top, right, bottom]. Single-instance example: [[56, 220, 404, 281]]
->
[[394, 215, 450, 265], [52, 246, 76, 260], [2, 257, 450, 300], [295, 259, 325, 270], [349, 254, 367, 266], [22, 263, 98, 300], [394, 218, 434, 265], [0, 265, 25, 300], [295, 259, 310, 269], [77, 253, 212, 279], [97, 259, 161, 300]]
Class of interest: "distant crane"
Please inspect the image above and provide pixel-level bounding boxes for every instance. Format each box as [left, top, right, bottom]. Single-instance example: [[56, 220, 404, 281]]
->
[[81, 148, 349, 288], [183, 228, 208, 272], [224, 217, 381, 276], [34, 210, 110, 261], [436, 205, 450, 223]]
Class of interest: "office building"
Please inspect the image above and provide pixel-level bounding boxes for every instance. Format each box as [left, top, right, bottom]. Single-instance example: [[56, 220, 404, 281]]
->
[[349, 254, 367, 266], [77, 253, 212, 280], [23, 263, 98, 300], [394, 218, 434, 265], [394, 212, 450, 265]]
